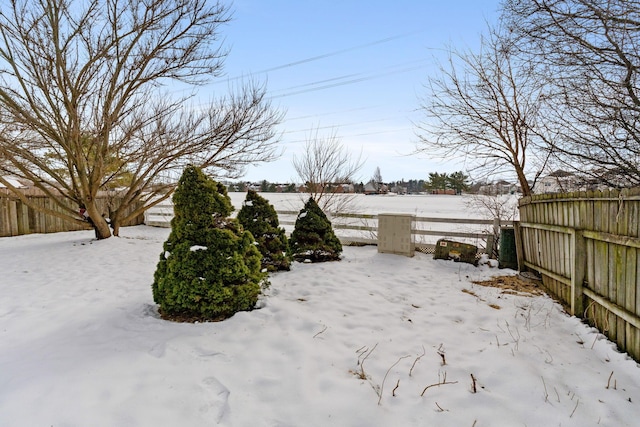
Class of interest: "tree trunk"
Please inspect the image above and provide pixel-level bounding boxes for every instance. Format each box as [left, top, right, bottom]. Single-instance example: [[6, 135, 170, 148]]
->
[[516, 169, 532, 197], [93, 216, 112, 239], [111, 220, 120, 237], [86, 203, 112, 239]]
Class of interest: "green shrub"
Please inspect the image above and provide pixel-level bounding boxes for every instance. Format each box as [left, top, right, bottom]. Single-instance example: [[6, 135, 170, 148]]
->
[[237, 189, 292, 272], [290, 197, 342, 262], [152, 166, 264, 321]]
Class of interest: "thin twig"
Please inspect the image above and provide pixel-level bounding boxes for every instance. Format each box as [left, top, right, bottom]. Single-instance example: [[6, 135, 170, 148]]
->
[[410, 345, 426, 377], [438, 351, 446, 366], [378, 355, 411, 405], [435, 402, 448, 412], [313, 325, 327, 338], [606, 371, 614, 389], [357, 344, 378, 380], [470, 374, 478, 393], [570, 398, 580, 418], [421, 373, 458, 396], [541, 376, 549, 402], [392, 380, 400, 397]]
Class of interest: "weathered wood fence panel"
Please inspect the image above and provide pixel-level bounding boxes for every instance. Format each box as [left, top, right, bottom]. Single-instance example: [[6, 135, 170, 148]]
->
[[518, 189, 640, 361], [0, 193, 144, 237]]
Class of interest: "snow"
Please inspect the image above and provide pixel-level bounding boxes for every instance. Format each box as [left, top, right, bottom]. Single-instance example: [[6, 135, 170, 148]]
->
[[1, 225, 639, 427], [227, 192, 519, 220], [0, 176, 25, 189]]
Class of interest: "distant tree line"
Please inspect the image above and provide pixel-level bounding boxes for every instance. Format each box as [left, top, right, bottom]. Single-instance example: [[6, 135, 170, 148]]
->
[[228, 170, 473, 195]]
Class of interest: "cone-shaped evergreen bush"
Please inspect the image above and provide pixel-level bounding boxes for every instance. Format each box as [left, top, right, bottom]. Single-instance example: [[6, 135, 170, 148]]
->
[[237, 190, 292, 272], [290, 197, 342, 262], [152, 166, 264, 321]]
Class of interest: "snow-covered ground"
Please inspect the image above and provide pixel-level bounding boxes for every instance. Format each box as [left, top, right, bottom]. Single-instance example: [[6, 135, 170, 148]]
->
[[1, 225, 639, 427], [226, 192, 519, 220]]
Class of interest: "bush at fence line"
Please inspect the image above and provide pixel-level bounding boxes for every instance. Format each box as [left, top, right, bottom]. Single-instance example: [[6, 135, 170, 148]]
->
[[290, 197, 342, 262], [152, 166, 265, 322], [237, 189, 292, 272]]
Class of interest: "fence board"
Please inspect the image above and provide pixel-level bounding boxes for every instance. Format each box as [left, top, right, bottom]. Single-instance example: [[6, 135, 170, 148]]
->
[[0, 193, 144, 237], [518, 189, 640, 362]]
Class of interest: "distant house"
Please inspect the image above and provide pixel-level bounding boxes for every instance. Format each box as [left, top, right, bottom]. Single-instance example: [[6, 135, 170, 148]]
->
[[535, 170, 578, 194], [297, 182, 355, 194], [478, 180, 517, 195], [430, 189, 456, 195], [364, 181, 388, 195], [390, 184, 408, 195]]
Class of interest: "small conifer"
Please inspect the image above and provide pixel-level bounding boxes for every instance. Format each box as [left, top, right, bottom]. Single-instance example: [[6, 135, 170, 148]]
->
[[290, 197, 342, 262], [237, 189, 292, 271], [152, 166, 264, 321]]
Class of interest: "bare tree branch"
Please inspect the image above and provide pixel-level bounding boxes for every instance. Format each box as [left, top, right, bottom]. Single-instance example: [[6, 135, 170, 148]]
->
[[292, 127, 364, 213], [417, 26, 552, 196], [503, 0, 640, 187], [0, 0, 283, 238]]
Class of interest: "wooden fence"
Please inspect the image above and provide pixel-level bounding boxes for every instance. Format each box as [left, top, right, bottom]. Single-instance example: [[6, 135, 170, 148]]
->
[[518, 188, 640, 361], [144, 200, 510, 255], [0, 193, 144, 237]]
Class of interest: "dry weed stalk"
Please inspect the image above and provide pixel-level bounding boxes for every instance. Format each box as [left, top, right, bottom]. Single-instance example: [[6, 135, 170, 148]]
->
[[378, 355, 410, 405], [355, 344, 378, 380], [313, 325, 327, 338], [570, 398, 580, 418], [470, 374, 478, 393], [437, 344, 447, 366], [504, 321, 521, 351], [606, 371, 616, 390], [410, 346, 426, 377], [435, 402, 448, 412], [420, 371, 458, 396], [392, 380, 400, 397]]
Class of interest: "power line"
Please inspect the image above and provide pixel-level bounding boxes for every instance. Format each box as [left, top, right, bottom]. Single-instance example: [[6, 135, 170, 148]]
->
[[220, 31, 425, 83], [268, 63, 428, 99]]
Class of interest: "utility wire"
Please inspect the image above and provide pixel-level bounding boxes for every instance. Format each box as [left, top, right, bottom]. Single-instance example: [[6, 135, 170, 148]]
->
[[268, 63, 427, 99], [220, 31, 424, 83]]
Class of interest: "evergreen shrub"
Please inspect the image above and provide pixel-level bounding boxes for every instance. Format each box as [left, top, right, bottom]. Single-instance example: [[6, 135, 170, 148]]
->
[[237, 189, 292, 272], [290, 197, 342, 262], [152, 166, 264, 321]]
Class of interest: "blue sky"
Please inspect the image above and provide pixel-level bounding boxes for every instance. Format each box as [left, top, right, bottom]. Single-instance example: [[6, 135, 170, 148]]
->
[[203, 0, 502, 183]]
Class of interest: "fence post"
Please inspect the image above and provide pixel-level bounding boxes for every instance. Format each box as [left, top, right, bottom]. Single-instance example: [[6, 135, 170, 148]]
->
[[513, 221, 524, 272], [491, 218, 501, 259], [571, 229, 586, 316]]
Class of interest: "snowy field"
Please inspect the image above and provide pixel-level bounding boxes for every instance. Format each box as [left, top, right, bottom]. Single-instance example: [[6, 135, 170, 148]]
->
[[1, 225, 639, 426], [227, 192, 518, 247], [226, 192, 519, 219]]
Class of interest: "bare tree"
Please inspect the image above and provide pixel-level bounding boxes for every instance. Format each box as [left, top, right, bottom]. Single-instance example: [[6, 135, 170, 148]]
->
[[292, 128, 364, 213], [417, 26, 551, 196], [0, 0, 283, 239], [371, 166, 383, 192], [503, 0, 640, 186]]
